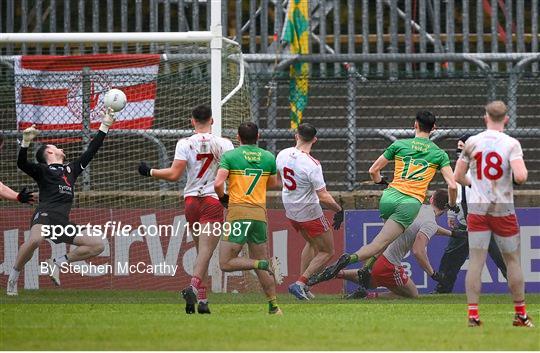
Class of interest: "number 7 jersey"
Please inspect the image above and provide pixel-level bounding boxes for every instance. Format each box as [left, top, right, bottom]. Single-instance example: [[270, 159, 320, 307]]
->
[[459, 130, 523, 216], [174, 133, 234, 198], [219, 144, 277, 222], [383, 137, 451, 202]]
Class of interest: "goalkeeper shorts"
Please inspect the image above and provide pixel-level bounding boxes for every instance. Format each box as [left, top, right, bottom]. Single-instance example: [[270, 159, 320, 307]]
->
[[379, 187, 422, 229], [30, 210, 77, 245]]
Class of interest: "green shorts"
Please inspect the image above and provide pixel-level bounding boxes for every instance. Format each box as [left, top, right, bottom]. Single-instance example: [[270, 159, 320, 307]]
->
[[379, 187, 422, 229], [223, 219, 267, 245]]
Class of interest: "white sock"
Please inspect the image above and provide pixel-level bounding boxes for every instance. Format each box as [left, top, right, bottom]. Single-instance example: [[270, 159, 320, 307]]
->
[[9, 268, 20, 281], [53, 255, 69, 265]]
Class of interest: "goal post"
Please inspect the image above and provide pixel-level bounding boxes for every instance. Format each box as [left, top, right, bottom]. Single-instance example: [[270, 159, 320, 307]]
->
[[0, 0, 256, 294], [0, 0, 237, 138]]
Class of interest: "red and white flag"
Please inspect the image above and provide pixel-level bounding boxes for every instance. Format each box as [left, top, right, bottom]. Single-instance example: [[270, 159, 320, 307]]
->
[[14, 54, 160, 130]]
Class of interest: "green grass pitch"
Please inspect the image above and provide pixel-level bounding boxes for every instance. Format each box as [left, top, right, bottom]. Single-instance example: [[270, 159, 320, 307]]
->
[[1, 290, 539, 350]]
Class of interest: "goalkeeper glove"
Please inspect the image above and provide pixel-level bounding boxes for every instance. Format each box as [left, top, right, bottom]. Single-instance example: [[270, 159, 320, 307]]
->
[[333, 208, 344, 230], [375, 175, 389, 186], [431, 271, 444, 283], [99, 108, 116, 133], [138, 162, 153, 177], [445, 203, 460, 213], [219, 194, 229, 209], [21, 125, 39, 148], [16, 187, 34, 204]]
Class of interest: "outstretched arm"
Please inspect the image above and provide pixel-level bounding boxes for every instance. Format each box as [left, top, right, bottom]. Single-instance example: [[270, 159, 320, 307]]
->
[[411, 232, 435, 277], [75, 109, 116, 172], [0, 182, 34, 204], [17, 125, 41, 179], [141, 160, 187, 182]]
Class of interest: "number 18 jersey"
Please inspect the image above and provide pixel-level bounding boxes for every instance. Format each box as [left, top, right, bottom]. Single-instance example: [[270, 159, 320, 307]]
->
[[383, 137, 450, 202], [459, 130, 523, 216], [174, 133, 234, 198]]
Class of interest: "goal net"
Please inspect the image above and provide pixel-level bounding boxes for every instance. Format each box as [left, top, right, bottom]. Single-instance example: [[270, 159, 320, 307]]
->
[[0, 41, 256, 296]]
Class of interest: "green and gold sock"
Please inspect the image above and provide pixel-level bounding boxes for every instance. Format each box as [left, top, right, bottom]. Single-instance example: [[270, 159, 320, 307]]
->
[[268, 296, 279, 312], [362, 256, 377, 270], [349, 254, 359, 264], [254, 260, 269, 270]]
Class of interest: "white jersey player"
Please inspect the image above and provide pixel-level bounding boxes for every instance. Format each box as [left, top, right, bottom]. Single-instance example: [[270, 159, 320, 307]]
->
[[137, 105, 233, 315], [276, 123, 343, 300], [454, 101, 532, 327], [336, 190, 453, 300]]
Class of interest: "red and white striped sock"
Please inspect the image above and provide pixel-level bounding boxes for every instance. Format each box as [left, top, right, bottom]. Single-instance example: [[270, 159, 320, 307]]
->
[[190, 276, 202, 290], [197, 286, 208, 303], [468, 304, 479, 319], [514, 300, 526, 317]]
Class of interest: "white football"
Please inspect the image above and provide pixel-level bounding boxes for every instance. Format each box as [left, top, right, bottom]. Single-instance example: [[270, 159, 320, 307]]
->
[[103, 88, 127, 112]]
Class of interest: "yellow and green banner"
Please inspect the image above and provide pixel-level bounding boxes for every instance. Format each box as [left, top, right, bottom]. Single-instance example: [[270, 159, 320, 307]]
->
[[282, 0, 309, 129]]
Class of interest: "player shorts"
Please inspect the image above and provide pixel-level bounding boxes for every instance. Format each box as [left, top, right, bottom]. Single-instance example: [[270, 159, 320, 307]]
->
[[30, 210, 77, 244], [223, 219, 267, 245], [371, 255, 409, 289], [467, 213, 520, 252], [288, 215, 331, 238], [185, 196, 225, 225], [379, 187, 422, 229]]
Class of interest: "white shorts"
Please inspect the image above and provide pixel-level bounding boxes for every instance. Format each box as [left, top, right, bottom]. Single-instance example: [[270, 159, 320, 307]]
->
[[468, 231, 520, 253]]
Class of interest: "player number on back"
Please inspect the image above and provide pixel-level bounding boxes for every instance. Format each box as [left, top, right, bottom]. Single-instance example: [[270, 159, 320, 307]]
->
[[400, 156, 429, 181], [196, 153, 214, 178], [282, 167, 297, 191], [245, 168, 263, 195], [474, 151, 503, 180]]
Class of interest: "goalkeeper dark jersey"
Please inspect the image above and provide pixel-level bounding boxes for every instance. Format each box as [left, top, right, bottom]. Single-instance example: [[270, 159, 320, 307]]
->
[[17, 130, 107, 218]]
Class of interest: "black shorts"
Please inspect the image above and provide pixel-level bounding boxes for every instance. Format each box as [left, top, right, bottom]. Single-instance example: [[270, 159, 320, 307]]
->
[[30, 210, 78, 244]]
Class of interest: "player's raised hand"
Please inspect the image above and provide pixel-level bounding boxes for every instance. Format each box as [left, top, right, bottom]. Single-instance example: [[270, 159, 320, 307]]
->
[[333, 208, 344, 230], [21, 124, 39, 147], [99, 107, 116, 133], [138, 162, 152, 177], [16, 187, 35, 204]]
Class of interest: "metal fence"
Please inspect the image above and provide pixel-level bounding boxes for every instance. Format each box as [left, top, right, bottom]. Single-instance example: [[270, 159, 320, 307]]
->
[[1, 53, 539, 197], [1, 0, 539, 75]]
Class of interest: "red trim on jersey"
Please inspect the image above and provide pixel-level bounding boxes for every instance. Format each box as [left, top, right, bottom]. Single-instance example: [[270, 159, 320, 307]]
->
[[467, 213, 519, 237], [371, 255, 409, 289]]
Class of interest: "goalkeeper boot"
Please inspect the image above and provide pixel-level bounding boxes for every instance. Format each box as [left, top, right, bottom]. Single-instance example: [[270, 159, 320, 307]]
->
[[344, 286, 368, 300], [197, 301, 211, 315], [47, 259, 60, 286], [357, 268, 372, 289], [468, 318, 482, 327], [288, 283, 309, 300], [513, 314, 534, 328], [308, 254, 351, 286], [181, 286, 197, 314], [6, 279, 17, 296]]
